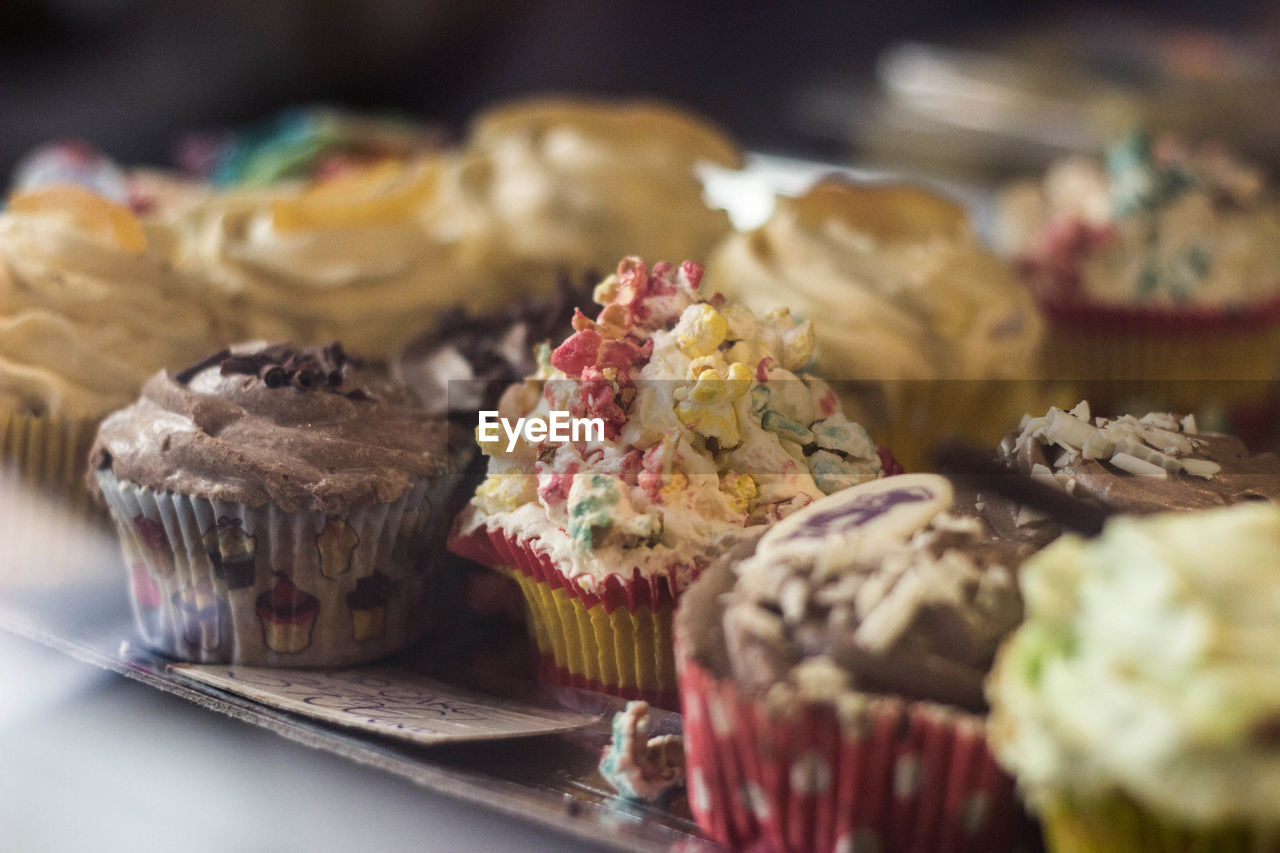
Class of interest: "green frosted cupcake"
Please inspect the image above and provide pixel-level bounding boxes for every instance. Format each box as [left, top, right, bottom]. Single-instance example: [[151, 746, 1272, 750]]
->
[[988, 503, 1280, 852]]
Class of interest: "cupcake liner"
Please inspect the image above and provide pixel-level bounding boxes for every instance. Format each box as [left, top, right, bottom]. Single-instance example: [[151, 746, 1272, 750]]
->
[[0, 410, 99, 513], [1042, 795, 1271, 853], [677, 650, 1038, 853], [1036, 296, 1280, 413], [448, 522, 682, 710], [96, 470, 459, 666]]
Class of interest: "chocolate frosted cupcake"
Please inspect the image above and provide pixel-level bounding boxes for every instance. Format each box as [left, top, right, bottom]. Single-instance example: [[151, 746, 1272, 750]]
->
[[393, 272, 595, 418], [677, 474, 1040, 853], [91, 341, 469, 666], [983, 400, 1280, 546]]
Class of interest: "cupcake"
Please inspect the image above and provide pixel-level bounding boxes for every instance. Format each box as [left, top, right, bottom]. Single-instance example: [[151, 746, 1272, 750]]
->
[[677, 473, 1040, 852], [996, 131, 1280, 431], [706, 178, 1044, 469], [426, 97, 742, 290], [983, 400, 1280, 547], [90, 341, 469, 666], [0, 181, 217, 508], [988, 503, 1280, 851], [167, 158, 499, 361], [448, 257, 886, 708]]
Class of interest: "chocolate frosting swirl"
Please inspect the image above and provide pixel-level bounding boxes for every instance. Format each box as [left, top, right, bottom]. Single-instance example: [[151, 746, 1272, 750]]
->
[[91, 342, 459, 513]]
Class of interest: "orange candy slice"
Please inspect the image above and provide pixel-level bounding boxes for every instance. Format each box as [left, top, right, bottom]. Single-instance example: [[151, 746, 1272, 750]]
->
[[8, 184, 147, 254], [271, 159, 439, 231]]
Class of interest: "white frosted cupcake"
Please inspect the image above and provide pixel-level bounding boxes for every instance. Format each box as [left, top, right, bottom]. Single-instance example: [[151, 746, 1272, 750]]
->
[[449, 256, 886, 708]]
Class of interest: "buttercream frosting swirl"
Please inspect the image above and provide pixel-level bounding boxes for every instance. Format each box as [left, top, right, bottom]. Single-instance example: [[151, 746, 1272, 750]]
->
[[427, 98, 741, 284], [706, 179, 1043, 383], [0, 189, 215, 420], [168, 160, 492, 360], [91, 342, 458, 513]]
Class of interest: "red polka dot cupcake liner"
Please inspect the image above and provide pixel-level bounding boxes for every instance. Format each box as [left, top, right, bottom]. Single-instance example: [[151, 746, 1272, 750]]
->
[[677, 649, 1040, 853]]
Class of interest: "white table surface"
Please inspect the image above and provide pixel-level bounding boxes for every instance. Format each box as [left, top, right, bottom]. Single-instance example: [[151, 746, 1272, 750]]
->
[[0, 628, 606, 853]]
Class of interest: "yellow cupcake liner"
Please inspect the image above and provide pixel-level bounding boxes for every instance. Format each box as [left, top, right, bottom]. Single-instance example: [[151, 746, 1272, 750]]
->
[[0, 410, 99, 513], [448, 522, 683, 708], [1043, 795, 1272, 853], [504, 567, 679, 709]]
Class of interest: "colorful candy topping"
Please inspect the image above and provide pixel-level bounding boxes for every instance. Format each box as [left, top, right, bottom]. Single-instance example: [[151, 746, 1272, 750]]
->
[[474, 256, 882, 564]]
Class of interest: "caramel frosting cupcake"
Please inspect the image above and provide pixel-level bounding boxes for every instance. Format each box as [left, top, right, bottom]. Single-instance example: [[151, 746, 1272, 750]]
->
[[92, 341, 468, 665], [709, 180, 1040, 384], [427, 97, 742, 286], [0, 184, 217, 504], [1, 186, 214, 422], [706, 179, 1043, 467]]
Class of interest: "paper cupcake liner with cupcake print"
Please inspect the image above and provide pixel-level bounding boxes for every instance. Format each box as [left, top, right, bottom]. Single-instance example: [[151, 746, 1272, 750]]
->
[[676, 651, 1038, 853], [448, 523, 683, 710], [97, 470, 457, 666]]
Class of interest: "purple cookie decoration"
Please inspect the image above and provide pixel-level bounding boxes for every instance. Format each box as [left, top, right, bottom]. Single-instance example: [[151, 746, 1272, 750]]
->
[[758, 474, 954, 558]]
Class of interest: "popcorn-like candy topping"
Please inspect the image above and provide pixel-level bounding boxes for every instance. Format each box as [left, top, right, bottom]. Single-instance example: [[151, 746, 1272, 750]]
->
[[475, 255, 883, 555], [567, 472, 662, 550]]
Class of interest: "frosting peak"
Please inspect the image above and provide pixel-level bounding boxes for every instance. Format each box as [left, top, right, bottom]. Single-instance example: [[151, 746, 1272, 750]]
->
[[92, 341, 459, 513]]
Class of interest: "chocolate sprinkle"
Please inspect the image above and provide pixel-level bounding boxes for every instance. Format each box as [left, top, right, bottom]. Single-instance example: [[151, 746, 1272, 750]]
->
[[177, 342, 359, 394]]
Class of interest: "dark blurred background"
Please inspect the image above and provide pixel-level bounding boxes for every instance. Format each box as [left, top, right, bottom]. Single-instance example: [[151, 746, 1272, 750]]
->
[[3, 0, 1280, 177]]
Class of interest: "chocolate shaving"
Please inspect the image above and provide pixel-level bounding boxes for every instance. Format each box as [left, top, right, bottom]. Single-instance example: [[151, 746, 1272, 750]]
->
[[182, 342, 360, 394], [346, 389, 370, 402], [175, 348, 230, 385]]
